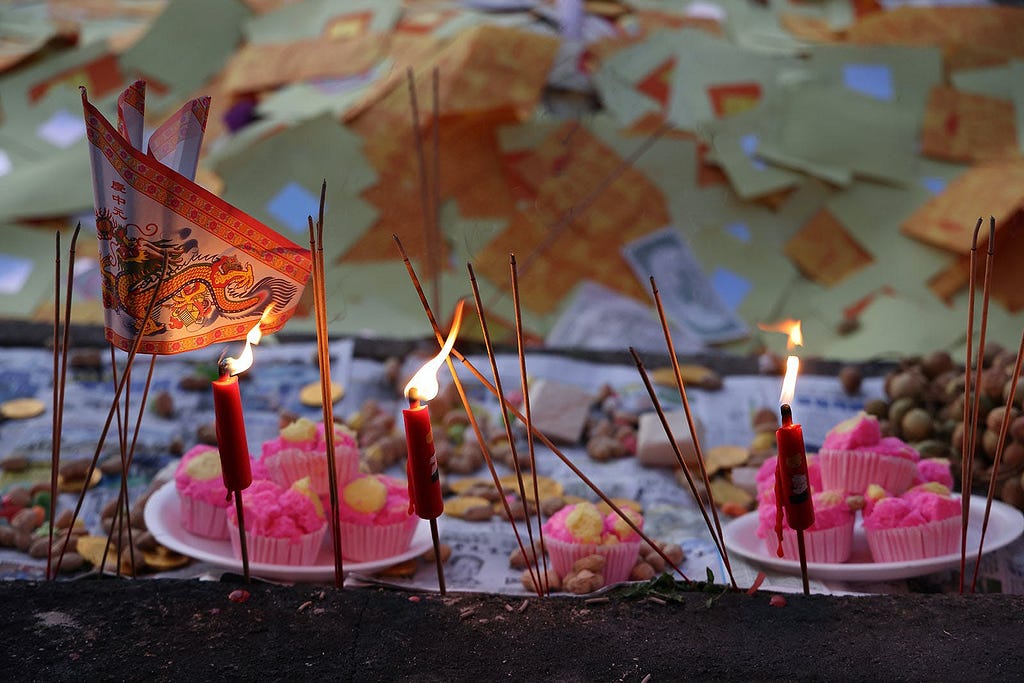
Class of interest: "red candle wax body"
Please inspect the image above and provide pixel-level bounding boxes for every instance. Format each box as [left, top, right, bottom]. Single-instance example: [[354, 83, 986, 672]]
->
[[403, 404, 443, 520], [775, 406, 814, 531], [211, 374, 252, 492]]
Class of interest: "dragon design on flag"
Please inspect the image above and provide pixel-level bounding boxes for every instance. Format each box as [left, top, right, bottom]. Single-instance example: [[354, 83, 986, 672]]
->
[[96, 208, 298, 336]]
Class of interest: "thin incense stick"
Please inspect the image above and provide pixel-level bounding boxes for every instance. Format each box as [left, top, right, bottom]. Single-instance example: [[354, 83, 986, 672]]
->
[[48, 224, 81, 579], [101, 353, 159, 577], [309, 201, 345, 588], [971, 326, 1024, 592], [630, 348, 733, 579], [431, 67, 442, 315], [961, 217, 993, 592], [510, 253, 549, 595], [468, 262, 544, 593], [650, 277, 737, 589], [394, 235, 688, 581], [443, 353, 543, 596], [47, 232, 60, 580], [958, 218, 983, 591], [107, 344, 130, 577], [406, 68, 439, 313], [54, 254, 170, 575]]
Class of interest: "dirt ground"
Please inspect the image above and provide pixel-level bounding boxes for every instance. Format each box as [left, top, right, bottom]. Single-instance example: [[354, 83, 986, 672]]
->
[[4, 578, 1024, 681]]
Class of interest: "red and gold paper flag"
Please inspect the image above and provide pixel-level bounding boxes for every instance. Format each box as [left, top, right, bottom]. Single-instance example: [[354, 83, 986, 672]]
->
[[82, 82, 311, 354]]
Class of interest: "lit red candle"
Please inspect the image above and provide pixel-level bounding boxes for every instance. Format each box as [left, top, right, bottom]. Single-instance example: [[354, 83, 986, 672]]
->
[[211, 314, 267, 494], [776, 354, 814, 534], [402, 303, 463, 520]]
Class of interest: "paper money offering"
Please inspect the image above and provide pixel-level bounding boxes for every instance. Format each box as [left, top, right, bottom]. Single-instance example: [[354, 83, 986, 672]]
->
[[622, 227, 749, 345]]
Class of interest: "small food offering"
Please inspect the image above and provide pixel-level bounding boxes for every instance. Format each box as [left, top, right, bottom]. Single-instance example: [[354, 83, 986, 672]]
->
[[337, 474, 419, 562], [817, 413, 920, 496], [261, 418, 359, 497], [863, 483, 961, 563], [226, 477, 327, 565], [175, 445, 267, 540], [542, 502, 643, 586], [757, 488, 858, 564]]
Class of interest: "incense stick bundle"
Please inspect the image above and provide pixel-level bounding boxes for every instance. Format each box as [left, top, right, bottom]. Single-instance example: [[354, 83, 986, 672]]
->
[[48, 224, 80, 579], [309, 186, 346, 588], [959, 217, 994, 593], [54, 254, 170, 575]]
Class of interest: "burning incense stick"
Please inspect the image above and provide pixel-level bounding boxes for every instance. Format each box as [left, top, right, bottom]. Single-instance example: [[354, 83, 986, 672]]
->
[[510, 253, 549, 595], [971, 327, 1024, 592], [960, 217, 994, 593], [649, 277, 737, 589], [309, 190, 346, 588], [630, 347, 734, 586], [394, 235, 688, 581], [54, 254, 170, 576], [468, 262, 545, 594]]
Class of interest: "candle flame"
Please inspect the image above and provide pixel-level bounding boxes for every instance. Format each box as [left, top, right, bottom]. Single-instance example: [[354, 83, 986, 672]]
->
[[223, 305, 274, 377], [758, 319, 803, 349], [404, 301, 465, 402], [780, 355, 799, 405]]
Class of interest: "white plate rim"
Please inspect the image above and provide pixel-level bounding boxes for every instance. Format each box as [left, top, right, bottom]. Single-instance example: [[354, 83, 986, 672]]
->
[[723, 494, 1024, 582], [145, 481, 434, 582]]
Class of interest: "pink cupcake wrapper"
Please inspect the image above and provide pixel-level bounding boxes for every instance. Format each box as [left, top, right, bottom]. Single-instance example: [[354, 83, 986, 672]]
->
[[767, 524, 854, 564], [866, 517, 960, 563], [227, 520, 326, 565], [818, 449, 918, 495], [340, 517, 419, 562], [179, 495, 228, 540], [545, 537, 641, 585], [262, 448, 358, 496]]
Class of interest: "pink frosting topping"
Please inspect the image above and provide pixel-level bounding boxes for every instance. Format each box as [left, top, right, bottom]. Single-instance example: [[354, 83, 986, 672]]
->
[[226, 479, 326, 539], [862, 496, 941, 530], [261, 420, 358, 460], [822, 413, 881, 450], [543, 503, 644, 545], [175, 445, 230, 507], [912, 458, 954, 489], [336, 474, 412, 526]]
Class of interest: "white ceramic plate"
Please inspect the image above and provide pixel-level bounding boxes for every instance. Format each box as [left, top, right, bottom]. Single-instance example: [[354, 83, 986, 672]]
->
[[145, 481, 434, 582], [723, 495, 1024, 582]]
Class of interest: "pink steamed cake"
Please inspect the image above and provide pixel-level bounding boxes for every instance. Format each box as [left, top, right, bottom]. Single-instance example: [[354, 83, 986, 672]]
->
[[818, 413, 920, 495], [336, 474, 418, 562], [542, 502, 643, 586], [863, 486, 960, 562], [756, 488, 856, 564]]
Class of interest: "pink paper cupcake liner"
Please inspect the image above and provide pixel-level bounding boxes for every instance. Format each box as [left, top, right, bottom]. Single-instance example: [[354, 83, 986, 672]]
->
[[262, 448, 358, 497], [228, 520, 326, 566], [179, 495, 228, 540], [767, 524, 854, 564], [545, 537, 641, 585], [818, 449, 918, 496], [340, 517, 419, 562], [866, 517, 960, 563]]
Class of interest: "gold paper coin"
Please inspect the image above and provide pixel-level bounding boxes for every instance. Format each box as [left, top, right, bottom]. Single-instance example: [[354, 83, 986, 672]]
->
[[706, 445, 751, 470], [498, 474, 563, 501], [299, 381, 344, 407], [708, 478, 754, 508], [375, 558, 418, 578], [142, 546, 191, 571], [650, 365, 716, 387], [0, 398, 45, 420], [57, 468, 102, 493], [75, 534, 131, 574], [448, 477, 492, 495], [444, 495, 492, 518]]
